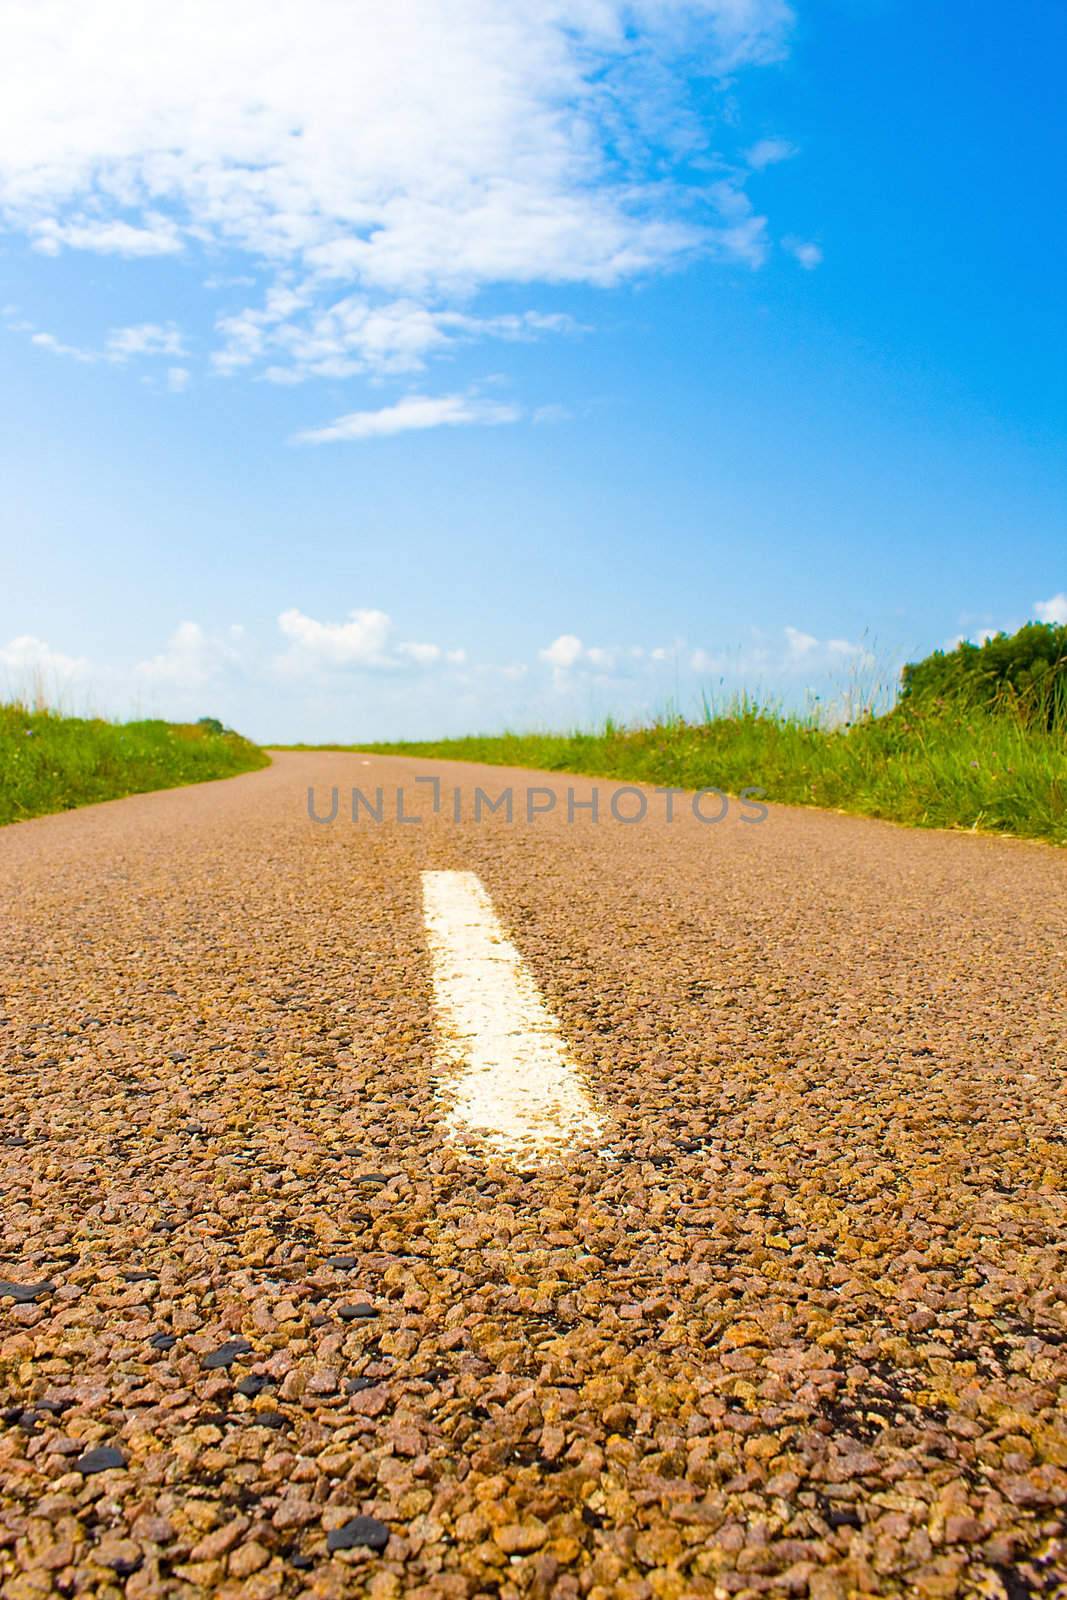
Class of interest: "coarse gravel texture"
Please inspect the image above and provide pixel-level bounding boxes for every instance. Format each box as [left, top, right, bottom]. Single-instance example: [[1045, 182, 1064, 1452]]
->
[[0, 751, 1064, 1600]]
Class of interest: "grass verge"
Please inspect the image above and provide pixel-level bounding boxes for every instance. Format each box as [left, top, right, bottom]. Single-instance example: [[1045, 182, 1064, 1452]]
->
[[290, 701, 1066, 845], [0, 706, 269, 826]]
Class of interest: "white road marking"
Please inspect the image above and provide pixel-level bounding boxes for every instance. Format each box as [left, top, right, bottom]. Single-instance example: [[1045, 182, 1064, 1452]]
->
[[421, 869, 603, 1159]]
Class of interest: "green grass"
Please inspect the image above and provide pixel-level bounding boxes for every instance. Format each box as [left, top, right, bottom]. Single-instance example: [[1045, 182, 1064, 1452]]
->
[[0, 705, 269, 826], [291, 698, 1066, 845]]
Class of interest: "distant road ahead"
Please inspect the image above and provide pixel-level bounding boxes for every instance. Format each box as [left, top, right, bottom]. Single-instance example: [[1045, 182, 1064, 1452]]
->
[[1, 753, 1064, 1596]]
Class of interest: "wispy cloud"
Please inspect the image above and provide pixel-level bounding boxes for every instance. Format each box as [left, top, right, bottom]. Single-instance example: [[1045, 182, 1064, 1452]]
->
[[214, 299, 584, 384], [784, 625, 865, 664], [746, 137, 797, 170], [31, 216, 183, 257], [783, 235, 823, 269], [107, 323, 185, 358], [20, 318, 186, 366], [538, 634, 653, 686], [30, 331, 96, 363], [293, 393, 522, 445], [537, 625, 872, 689]]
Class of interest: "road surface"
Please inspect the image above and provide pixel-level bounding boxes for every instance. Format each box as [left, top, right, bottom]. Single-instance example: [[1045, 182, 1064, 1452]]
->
[[1, 752, 1064, 1598]]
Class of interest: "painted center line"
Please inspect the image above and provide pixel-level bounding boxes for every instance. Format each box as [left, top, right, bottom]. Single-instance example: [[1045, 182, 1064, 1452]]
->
[[421, 869, 603, 1160]]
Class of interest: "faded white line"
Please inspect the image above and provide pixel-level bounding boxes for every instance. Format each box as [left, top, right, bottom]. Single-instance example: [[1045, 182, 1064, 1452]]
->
[[421, 869, 602, 1159]]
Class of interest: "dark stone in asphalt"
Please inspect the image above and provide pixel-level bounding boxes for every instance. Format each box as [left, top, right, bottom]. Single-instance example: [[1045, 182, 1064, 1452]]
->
[[252, 1411, 287, 1430], [327, 1516, 389, 1553], [235, 1374, 270, 1396], [149, 1333, 176, 1350], [345, 1376, 377, 1393], [338, 1303, 378, 1321], [827, 1507, 863, 1530], [0, 1280, 55, 1304], [325, 1255, 357, 1269], [202, 1338, 252, 1369], [75, 1446, 127, 1474]]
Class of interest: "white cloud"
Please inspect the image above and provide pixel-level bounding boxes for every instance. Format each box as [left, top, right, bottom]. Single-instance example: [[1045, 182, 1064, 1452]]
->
[[746, 137, 796, 169], [135, 621, 242, 688], [1035, 592, 1067, 625], [0, 634, 89, 684], [540, 634, 585, 670], [0, 2, 794, 383], [276, 607, 465, 673], [166, 366, 191, 393], [278, 608, 393, 668], [293, 392, 522, 444], [539, 634, 633, 684], [785, 625, 819, 657], [783, 235, 823, 269]]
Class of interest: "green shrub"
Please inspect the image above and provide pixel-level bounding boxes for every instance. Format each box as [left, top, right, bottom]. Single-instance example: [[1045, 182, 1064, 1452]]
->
[[901, 622, 1067, 728]]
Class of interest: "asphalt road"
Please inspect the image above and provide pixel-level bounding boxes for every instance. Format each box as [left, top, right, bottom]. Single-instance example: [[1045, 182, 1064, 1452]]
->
[[1, 752, 1065, 1599]]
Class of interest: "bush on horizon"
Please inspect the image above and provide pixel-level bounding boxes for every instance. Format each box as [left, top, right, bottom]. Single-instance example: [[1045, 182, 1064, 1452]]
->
[[900, 622, 1067, 728]]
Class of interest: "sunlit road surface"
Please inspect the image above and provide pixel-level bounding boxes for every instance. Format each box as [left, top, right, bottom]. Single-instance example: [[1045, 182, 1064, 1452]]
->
[[1, 751, 1064, 1597]]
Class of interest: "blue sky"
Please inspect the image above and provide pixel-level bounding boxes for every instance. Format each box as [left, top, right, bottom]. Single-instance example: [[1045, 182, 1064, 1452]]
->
[[1, 0, 1064, 742]]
